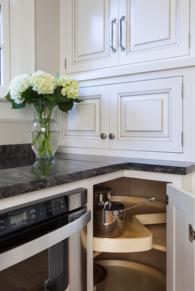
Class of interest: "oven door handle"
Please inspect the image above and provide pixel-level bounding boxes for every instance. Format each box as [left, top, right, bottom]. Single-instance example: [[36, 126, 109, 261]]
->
[[0, 210, 91, 271]]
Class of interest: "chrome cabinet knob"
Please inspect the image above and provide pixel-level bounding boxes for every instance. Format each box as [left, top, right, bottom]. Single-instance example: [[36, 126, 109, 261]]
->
[[108, 133, 115, 140], [100, 133, 107, 140]]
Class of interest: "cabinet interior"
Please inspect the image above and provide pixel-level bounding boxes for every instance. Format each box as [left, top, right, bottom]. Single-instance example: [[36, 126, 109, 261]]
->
[[93, 177, 167, 290]]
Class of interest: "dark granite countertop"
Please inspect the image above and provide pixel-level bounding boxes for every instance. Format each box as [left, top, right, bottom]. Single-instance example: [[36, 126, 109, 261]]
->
[[0, 144, 194, 199]]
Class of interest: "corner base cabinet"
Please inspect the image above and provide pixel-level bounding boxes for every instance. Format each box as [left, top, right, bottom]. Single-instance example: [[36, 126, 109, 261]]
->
[[0, 169, 195, 291], [90, 171, 195, 291]]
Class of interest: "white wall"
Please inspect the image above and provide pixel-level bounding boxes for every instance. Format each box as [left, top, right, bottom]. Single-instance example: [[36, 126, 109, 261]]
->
[[35, 0, 60, 74], [0, 100, 33, 145], [0, 0, 60, 145], [9, 0, 35, 79]]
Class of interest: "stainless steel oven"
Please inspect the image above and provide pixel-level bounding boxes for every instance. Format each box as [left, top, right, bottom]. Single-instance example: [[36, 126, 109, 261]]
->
[[0, 188, 91, 291]]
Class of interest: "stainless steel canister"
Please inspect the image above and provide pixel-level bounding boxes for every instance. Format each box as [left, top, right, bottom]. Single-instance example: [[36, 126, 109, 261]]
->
[[94, 201, 125, 238]]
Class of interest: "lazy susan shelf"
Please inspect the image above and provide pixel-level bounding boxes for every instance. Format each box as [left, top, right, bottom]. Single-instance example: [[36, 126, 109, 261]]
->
[[93, 196, 166, 253], [95, 260, 166, 291], [133, 213, 166, 252]]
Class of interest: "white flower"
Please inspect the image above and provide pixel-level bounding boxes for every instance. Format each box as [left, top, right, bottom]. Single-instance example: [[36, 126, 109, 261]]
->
[[9, 74, 30, 104], [58, 76, 79, 99], [65, 79, 79, 99], [30, 71, 56, 95], [57, 75, 69, 87]]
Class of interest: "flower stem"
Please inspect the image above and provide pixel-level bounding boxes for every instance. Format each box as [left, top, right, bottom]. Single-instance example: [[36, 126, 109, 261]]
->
[[32, 102, 55, 159]]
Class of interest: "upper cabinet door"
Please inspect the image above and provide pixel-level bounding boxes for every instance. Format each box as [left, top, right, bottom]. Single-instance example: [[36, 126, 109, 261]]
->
[[119, 0, 190, 65], [167, 184, 195, 291], [109, 76, 183, 153], [62, 0, 118, 73]]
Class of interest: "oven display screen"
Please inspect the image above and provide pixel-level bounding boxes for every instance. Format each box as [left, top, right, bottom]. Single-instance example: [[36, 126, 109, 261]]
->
[[10, 212, 27, 225]]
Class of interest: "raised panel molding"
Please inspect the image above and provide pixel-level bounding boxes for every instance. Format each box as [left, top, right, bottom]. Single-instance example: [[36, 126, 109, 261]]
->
[[110, 77, 183, 153], [119, 0, 190, 65], [129, 0, 175, 51], [63, 0, 118, 73], [62, 86, 110, 149], [65, 97, 101, 137], [62, 77, 183, 153], [119, 91, 169, 139], [72, 0, 109, 63]]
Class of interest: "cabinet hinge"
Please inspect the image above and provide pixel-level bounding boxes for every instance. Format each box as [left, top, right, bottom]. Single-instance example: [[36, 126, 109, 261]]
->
[[189, 224, 195, 242], [181, 131, 184, 147], [182, 83, 184, 98], [64, 59, 67, 69], [166, 194, 169, 205], [189, 33, 191, 48]]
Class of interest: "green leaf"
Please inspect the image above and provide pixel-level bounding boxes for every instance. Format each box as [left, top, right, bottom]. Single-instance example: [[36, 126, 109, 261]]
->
[[21, 87, 38, 104], [58, 101, 74, 112], [12, 103, 25, 109], [73, 97, 82, 103], [5, 92, 11, 102], [4, 81, 83, 111]]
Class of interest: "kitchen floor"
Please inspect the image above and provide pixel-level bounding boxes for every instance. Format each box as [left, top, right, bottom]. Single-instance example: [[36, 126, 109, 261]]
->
[[0, 251, 48, 291]]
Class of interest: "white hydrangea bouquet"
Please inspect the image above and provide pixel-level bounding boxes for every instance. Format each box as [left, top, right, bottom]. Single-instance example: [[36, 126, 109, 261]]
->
[[5, 71, 81, 159]]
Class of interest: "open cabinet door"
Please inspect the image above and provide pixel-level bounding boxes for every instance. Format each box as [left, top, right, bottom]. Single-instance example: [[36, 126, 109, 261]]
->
[[167, 184, 195, 291]]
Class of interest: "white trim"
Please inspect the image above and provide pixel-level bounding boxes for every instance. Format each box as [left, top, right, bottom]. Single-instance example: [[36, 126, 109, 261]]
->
[[68, 56, 195, 82]]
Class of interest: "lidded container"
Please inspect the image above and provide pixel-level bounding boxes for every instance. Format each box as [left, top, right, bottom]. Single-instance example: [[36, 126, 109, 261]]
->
[[94, 186, 112, 206]]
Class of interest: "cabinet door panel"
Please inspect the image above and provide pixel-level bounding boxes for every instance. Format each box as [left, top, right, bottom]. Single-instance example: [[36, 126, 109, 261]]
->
[[74, 0, 105, 58], [132, 0, 170, 46], [167, 184, 195, 291], [62, 86, 110, 149], [119, 0, 190, 65], [110, 77, 183, 152], [63, 0, 118, 73]]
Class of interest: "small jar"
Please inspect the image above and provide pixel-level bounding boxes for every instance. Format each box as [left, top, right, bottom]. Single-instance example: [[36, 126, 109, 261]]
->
[[94, 186, 112, 206]]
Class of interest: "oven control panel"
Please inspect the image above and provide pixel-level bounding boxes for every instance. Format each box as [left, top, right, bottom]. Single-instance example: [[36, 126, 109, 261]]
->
[[0, 196, 68, 237]]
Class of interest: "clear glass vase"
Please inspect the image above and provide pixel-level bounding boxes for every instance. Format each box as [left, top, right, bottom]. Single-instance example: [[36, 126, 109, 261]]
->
[[31, 103, 60, 160]]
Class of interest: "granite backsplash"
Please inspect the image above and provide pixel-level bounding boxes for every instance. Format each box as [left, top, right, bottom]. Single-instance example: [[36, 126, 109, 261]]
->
[[0, 144, 35, 169]]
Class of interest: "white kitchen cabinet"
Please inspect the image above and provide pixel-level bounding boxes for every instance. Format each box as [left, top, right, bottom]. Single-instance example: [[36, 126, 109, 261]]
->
[[109, 77, 183, 153], [119, 0, 190, 66], [61, 0, 190, 74], [167, 184, 195, 291], [62, 85, 110, 149], [62, 0, 118, 73], [63, 76, 183, 154]]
